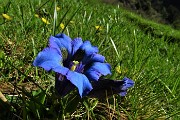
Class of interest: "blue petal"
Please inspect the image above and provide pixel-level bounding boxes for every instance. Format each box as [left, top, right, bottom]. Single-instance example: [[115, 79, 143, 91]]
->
[[66, 71, 93, 97], [80, 41, 98, 55], [85, 62, 111, 81], [119, 91, 127, 96], [88, 78, 134, 98], [82, 53, 105, 65], [119, 77, 134, 96], [71, 37, 83, 56], [121, 77, 135, 91], [88, 54, 105, 63], [75, 62, 85, 73], [33, 47, 62, 71], [49, 33, 72, 54], [53, 66, 69, 75]]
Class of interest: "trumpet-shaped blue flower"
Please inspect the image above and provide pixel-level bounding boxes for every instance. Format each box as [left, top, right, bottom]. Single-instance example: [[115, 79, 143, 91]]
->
[[88, 77, 134, 99], [33, 33, 111, 97]]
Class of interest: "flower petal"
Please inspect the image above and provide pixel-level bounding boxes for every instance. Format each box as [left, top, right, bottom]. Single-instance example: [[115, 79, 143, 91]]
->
[[121, 77, 135, 91], [88, 79, 123, 98], [118, 77, 134, 96], [85, 62, 111, 81], [119, 91, 127, 96], [66, 71, 93, 97], [80, 41, 98, 55], [88, 78, 134, 98], [53, 66, 69, 75], [33, 47, 62, 71], [71, 37, 83, 56], [49, 33, 72, 54], [82, 53, 105, 65]]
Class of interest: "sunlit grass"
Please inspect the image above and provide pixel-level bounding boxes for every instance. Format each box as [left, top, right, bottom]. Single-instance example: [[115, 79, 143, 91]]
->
[[0, 0, 180, 119]]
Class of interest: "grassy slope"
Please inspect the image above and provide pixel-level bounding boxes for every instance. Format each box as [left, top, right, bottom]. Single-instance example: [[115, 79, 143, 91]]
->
[[0, 0, 180, 119]]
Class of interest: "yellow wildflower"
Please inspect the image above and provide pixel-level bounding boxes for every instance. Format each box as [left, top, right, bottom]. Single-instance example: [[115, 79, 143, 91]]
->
[[115, 65, 121, 74], [95, 26, 103, 31], [2, 13, 12, 20], [115, 65, 128, 74], [34, 14, 39, 18], [56, 6, 60, 11], [41, 17, 50, 24], [60, 23, 65, 29]]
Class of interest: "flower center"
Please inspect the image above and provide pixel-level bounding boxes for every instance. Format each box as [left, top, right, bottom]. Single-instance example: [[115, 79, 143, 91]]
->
[[70, 61, 79, 71]]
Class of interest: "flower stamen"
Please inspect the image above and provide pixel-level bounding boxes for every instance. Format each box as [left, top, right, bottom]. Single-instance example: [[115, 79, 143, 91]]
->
[[71, 61, 79, 71]]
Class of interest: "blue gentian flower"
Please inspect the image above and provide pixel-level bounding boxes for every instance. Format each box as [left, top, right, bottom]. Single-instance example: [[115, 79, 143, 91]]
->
[[119, 77, 134, 96], [33, 33, 111, 97], [88, 77, 134, 99]]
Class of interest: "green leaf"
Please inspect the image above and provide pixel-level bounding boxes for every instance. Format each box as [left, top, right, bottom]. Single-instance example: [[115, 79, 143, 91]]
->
[[63, 93, 81, 114]]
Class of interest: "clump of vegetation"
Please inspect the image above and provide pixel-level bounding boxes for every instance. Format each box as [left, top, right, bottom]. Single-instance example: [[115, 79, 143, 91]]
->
[[0, 0, 180, 119], [103, 0, 180, 29]]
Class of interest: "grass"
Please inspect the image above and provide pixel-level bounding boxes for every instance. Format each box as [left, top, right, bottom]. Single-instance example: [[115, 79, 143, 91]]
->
[[0, 0, 180, 119]]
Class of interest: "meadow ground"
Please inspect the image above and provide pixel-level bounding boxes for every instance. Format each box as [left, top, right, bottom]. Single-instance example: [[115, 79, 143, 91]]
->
[[0, 0, 180, 119]]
